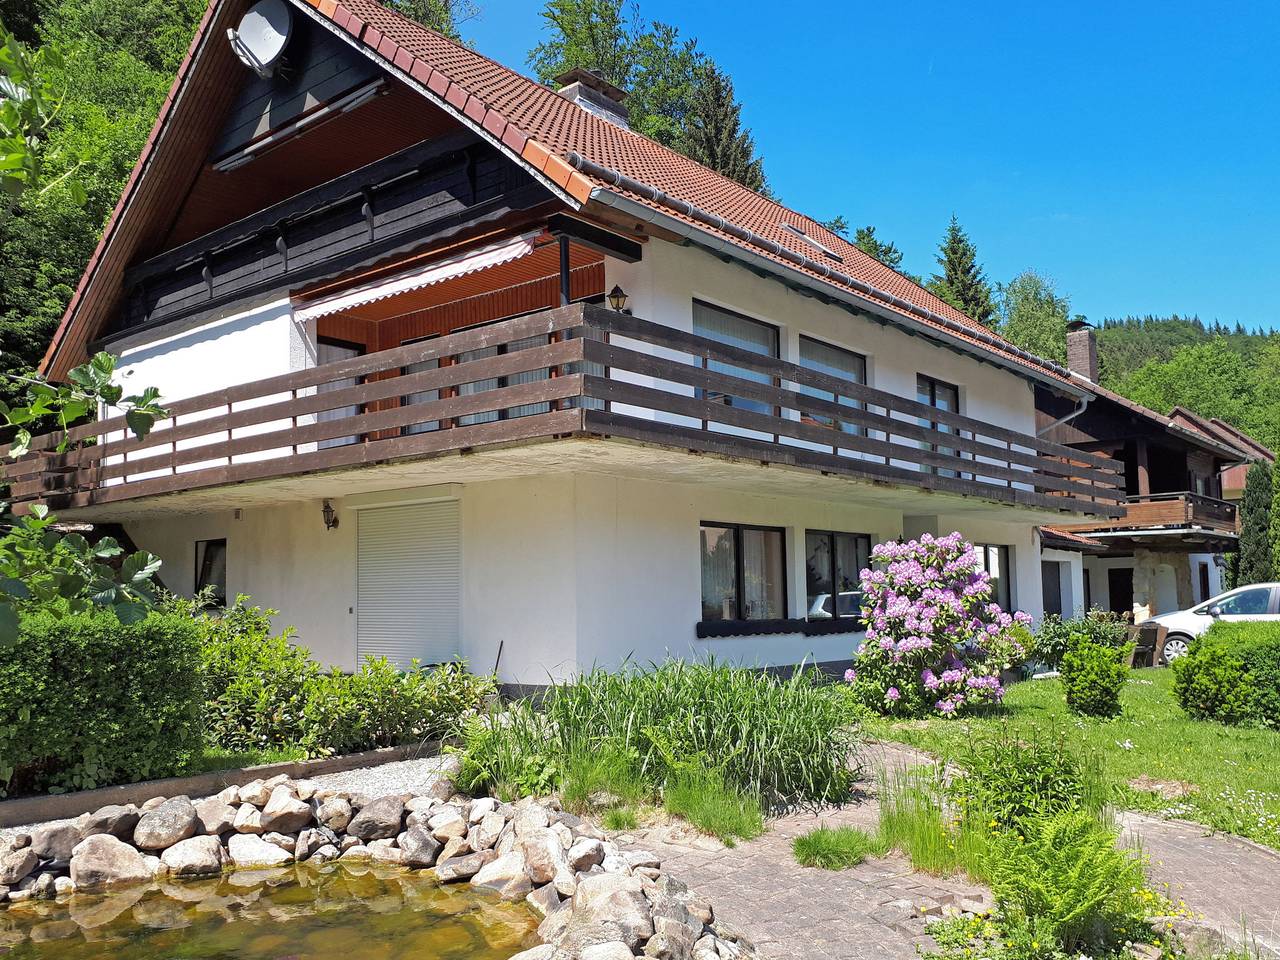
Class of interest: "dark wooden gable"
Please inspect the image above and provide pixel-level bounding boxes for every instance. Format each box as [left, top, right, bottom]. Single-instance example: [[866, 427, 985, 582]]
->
[[210, 11, 381, 161]]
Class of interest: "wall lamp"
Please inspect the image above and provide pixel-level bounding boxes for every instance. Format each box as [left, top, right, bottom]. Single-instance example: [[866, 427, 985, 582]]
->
[[322, 499, 339, 531], [607, 284, 629, 312]]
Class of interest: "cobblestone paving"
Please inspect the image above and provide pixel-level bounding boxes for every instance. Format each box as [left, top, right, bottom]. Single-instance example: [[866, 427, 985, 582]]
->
[[1119, 811, 1280, 957]]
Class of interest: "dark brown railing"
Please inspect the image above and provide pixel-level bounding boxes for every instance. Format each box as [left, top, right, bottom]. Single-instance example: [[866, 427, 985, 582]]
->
[[1, 303, 1125, 517], [1065, 491, 1238, 534]]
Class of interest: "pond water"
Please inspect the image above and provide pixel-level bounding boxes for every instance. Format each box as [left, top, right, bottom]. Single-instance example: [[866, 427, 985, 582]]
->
[[0, 861, 540, 959]]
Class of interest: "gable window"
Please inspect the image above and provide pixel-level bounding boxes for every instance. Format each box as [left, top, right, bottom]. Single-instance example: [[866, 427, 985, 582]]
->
[[975, 543, 1012, 610], [195, 538, 227, 606], [692, 300, 778, 415], [805, 531, 871, 621], [700, 522, 786, 622], [798, 336, 867, 440], [916, 374, 962, 477]]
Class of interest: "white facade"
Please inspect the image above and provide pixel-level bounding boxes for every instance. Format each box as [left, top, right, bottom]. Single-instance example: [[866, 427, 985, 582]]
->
[[1075, 549, 1224, 623], [108, 235, 1058, 683]]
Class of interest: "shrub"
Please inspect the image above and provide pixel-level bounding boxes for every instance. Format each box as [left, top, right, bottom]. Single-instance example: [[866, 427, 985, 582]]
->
[[847, 533, 1031, 718], [0, 608, 203, 795], [947, 729, 1105, 830], [876, 765, 993, 880], [792, 825, 886, 869], [1060, 641, 1128, 718], [1032, 610, 1129, 669], [662, 765, 764, 846], [987, 810, 1150, 954], [1172, 622, 1280, 727]]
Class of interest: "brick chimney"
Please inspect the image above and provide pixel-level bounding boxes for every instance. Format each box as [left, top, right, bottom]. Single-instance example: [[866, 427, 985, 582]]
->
[[555, 68, 629, 129], [1066, 319, 1098, 382]]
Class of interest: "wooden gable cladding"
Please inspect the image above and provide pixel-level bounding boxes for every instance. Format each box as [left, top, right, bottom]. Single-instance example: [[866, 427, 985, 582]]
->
[[108, 131, 555, 343]]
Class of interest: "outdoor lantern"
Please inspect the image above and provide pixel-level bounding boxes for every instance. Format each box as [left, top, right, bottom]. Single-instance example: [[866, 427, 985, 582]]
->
[[322, 499, 339, 530], [607, 284, 628, 312]]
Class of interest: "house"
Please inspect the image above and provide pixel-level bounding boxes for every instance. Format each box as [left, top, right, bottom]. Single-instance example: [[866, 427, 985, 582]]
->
[[4, 0, 1125, 685], [1037, 322, 1252, 622], [1166, 407, 1275, 505]]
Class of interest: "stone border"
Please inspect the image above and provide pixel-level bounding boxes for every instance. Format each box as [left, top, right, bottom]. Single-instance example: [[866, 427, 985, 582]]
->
[[0, 742, 439, 829]]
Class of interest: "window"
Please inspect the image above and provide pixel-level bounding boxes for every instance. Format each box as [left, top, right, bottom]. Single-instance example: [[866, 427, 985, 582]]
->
[[916, 374, 962, 477], [195, 539, 227, 606], [798, 336, 867, 440], [700, 523, 786, 622], [692, 301, 778, 415], [976, 543, 1012, 610], [780, 222, 844, 263], [805, 531, 870, 620], [1211, 586, 1272, 616], [402, 335, 440, 435], [317, 338, 365, 448], [1041, 560, 1064, 617]]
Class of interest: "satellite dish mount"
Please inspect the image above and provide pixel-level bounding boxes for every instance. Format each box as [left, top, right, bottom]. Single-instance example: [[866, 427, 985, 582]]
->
[[228, 0, 293, 79]]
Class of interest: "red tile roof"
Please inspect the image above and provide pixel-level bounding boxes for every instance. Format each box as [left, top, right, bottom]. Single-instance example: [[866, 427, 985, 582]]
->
[[40, 0, 1084, 393], [1040, 525, 1106, 552]]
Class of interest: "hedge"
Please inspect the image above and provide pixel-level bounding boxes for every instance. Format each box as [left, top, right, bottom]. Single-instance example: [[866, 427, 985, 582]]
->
[[0, 609, 203, 796], [1172, 621, 1280, 727]]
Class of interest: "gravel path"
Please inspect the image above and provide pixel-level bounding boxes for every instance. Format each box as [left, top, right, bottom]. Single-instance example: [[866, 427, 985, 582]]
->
[[308, 754, 455, 797]]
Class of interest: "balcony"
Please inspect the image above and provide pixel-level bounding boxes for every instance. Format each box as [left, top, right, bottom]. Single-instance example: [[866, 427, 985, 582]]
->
[[2, 304, 1125, 519], [1058, 491, 1238, 553]]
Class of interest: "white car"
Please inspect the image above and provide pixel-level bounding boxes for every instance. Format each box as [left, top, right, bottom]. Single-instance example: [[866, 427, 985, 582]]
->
[[1146, 582, 1280, 661]]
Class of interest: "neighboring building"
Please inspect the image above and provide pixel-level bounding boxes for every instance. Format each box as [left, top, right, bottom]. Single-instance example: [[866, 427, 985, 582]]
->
[[1166, 407, 1275, 504], [1038, 323, 1252, 622], [5, 0, 1124, 684]]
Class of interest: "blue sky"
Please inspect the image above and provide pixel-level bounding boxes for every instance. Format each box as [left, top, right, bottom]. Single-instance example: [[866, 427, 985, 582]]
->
[[463, 1, 1280, 331]]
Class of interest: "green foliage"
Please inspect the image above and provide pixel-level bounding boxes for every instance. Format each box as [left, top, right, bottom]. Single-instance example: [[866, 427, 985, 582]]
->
[[792, 824, 886, 870], [995, 270, 1071, 366], [680, 59, 767, 194], [1237, 461, 1274, 586], [601, 806, 638, 831], [947, 729, 1106, 830], [876, 765, 993, 879], [926, 215, 995, 326], [1032, 610, 1130, 669], [559, 739, 648, 814], [0, 16, 78, 201], [662, 764, 763, 847], [385, 0, 478, 41], [1060, 642, 1129, 718], [0, 606, 202, 795], [1172, 621, 1280, 728], [1272, 464, 1280, 583], [987, 811, 1150, 955]]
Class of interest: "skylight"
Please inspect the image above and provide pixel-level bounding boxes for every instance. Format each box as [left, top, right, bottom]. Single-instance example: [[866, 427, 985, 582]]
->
[[780, 222, 843, 263]]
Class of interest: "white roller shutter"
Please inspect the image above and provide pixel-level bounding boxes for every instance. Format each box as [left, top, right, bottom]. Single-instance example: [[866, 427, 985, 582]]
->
[[356, 501, 460, 667]]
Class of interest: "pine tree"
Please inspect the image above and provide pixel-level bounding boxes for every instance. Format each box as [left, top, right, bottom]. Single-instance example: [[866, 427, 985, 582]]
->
[[680, 60, 768, 193], [1237, 460, 1274, 586], [926, 215, 995, 326]]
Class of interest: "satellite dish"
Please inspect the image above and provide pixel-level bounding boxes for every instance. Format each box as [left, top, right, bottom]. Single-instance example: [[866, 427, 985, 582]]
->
[[228, 0, 293, 79]]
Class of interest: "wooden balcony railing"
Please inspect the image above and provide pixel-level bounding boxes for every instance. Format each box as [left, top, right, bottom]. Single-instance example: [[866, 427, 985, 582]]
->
[[1, 303, 1126, 517], [1064, 491, 1238, 534]]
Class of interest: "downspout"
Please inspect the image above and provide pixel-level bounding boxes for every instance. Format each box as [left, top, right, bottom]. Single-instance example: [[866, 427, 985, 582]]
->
[[566, 152, 1082, 387], [1036, 394, 1091, 437]]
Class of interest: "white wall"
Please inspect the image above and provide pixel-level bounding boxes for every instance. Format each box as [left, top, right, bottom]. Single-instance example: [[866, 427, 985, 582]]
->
[[1041, 547, 1085, 618]]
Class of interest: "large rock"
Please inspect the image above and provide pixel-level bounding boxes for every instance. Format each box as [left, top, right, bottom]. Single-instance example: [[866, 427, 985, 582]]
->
[[260, 786, 312, 834], [69, 835, 154, 890], [470, 851, 533, 900], [557, 873, 654, 952], [238, 780, 272, 806], [226, 833, 293, 868], [316, 797, 353, 832], [428, 808, 468, 842], [522, 827, 572, 886], [398, 826, 441, 868], [160, 836, 226, 878], [80, 804, 141, 841], [508, 946, 573, 960], [233, 804, 264, 834], [194, 797, 237, 836], [526, 882, 562, 917], [133, 797, 199, 851], [567, 838, 606, 872], [0, 848, 37, 885], [470, 811, 506, 851], [30, 822, 82, 862], [583, 944, 639, 960], [346, 795, 406, 841], [434, 850, 495, 883]]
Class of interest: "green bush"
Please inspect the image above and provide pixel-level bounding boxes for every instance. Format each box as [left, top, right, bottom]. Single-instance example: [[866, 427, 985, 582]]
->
[[1172, 622, 1280, 727], [1060, 641, 1128, 718], [1032, 610, 1129, 669], [792, 825, 886, 869], [662, 764, 764, 847], [947, 728, 1105, 830], [0, 608, 203, 796]]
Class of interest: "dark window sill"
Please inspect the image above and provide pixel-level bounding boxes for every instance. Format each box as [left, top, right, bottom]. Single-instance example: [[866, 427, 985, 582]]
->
[[696, 618, 865, 639]]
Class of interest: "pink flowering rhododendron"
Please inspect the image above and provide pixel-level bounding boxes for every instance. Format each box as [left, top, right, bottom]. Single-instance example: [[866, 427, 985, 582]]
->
[[846, 532, 1030, 718]]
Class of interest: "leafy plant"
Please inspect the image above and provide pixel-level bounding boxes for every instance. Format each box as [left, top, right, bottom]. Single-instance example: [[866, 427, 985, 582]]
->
[[1173, 622, 1280, 728], [1033, 610, 1130, 669], [1060, 641, 1129, 718], [792, 825, 886, 869], [662, 764, 763, 846]]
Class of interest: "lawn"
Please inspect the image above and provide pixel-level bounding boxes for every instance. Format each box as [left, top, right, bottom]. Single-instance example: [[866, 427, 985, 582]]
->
[[865, 667, 1280, 850]]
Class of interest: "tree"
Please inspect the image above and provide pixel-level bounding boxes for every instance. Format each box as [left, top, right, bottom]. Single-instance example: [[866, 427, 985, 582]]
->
[[1237, 460, 1274, 587], [386, 0, 479, 41], [529, 0, 635, 89], [852, 225, 905, 271], [996, 270, 1070, 365], [820, 215, 848, 238], [0, 16, 80, 202], [1271, 458, 1280, 580], [926, 215, 995, 325], [680, 60, 767, 193]]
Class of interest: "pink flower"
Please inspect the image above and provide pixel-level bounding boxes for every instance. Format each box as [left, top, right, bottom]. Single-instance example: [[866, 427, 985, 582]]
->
[[843, 668, 857, 683], [885, 687, 900, 702]]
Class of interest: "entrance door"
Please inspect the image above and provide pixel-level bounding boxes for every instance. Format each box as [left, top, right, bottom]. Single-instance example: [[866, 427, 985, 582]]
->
[[1041, 560, 1063, 617], [1108, 568, 1134, 618], [356, 501, 460, 668]]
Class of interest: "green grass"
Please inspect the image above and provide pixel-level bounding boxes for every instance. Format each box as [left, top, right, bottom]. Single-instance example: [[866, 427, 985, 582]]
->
[[662, 767, 764, 847], [866, 668, 1280, 849], [792, 824, 888, 869], [602, 806, 639, 831], [184, 744, 307, 774]]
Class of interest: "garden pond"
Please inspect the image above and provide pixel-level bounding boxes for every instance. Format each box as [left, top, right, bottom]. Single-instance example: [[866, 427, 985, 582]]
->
[[0, 861, 540, 959]]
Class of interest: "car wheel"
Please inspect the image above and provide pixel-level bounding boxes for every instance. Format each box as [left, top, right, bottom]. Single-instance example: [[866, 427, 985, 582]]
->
[[1161, 635, 1191, 664]]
